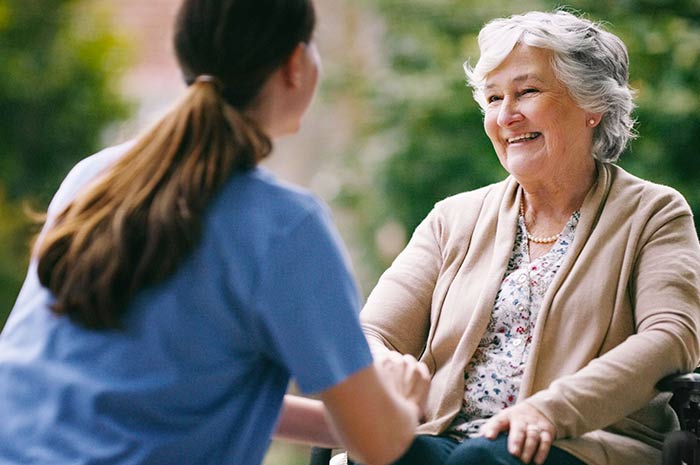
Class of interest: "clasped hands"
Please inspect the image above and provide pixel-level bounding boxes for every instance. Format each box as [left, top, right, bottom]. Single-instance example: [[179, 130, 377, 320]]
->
[[374, 352, 555, 465], [373, 351, 431, 420]]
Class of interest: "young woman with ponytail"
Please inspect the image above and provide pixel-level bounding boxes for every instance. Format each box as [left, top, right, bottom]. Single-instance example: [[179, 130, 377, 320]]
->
[[0, 1, 428, 464]]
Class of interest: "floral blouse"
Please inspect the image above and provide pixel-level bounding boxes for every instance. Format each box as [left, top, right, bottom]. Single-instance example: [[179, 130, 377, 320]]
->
[[446, 209, 581, 440]]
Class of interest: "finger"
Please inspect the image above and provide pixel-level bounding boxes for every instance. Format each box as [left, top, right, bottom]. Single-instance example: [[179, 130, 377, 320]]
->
[[412, 363, 431, 408], [519, 425, 542, 464], [533, 430, 553, 465], [375, 353, 394, 372], [402, 357, 428, 384], [397, 355, 416, 395], [407, 359, 430, 386], [416, 361, 430, 380], [392, 356, 430, 421], [401, 354, 417, 382], [506, 421, 528, 455], [374, 352, 407, 394], [481, 414, 511, 439]]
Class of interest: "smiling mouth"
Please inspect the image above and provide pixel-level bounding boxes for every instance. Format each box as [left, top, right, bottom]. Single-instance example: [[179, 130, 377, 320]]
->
[[506, 132, 541, 144]]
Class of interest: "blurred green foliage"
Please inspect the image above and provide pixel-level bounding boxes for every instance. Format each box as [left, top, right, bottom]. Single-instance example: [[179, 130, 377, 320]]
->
[[0, 0, 132, 324], [339, 0, 700, 284], [0, 188, 31, 317]]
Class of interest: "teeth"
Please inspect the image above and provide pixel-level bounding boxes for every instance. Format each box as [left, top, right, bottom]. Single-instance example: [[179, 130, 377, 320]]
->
[[507, 132, 540, 143]]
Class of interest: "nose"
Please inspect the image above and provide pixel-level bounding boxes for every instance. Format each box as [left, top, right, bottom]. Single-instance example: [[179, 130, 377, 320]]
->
[[497, 97, 524, 127]]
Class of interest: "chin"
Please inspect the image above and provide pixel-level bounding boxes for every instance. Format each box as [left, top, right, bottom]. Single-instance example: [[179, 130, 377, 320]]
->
[[501, 156, 539, 177], [271, 122, 302, 139], [287, 117, 304, 132]]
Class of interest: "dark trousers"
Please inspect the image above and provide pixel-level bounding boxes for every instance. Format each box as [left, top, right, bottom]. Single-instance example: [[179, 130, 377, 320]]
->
[[391, 434, 587, 465]]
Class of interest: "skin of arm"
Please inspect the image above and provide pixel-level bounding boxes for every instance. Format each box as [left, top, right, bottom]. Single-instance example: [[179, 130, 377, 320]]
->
[[274, 356, 430, 465], [275, 395, 341, 449]]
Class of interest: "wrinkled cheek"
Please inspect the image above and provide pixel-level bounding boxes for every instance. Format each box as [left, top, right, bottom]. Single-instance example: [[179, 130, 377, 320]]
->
[[483, 121, 502, 153]]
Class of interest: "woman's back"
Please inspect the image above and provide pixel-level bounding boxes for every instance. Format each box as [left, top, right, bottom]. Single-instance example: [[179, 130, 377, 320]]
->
[[0, 1, 431, 463], [0, 143, 370, 464]]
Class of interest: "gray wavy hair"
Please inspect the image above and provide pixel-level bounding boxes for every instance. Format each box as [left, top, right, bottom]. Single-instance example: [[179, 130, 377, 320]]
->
[[465, 10, 637, 162]]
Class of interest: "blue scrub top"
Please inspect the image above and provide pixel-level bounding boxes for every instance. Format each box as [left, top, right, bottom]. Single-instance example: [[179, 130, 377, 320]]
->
[[0, 143, 373, 465]]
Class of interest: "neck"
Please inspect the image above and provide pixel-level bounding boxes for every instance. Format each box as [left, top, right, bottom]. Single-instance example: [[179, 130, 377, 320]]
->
[[519, 162, 597, 239], [520, 161, 597, 218]]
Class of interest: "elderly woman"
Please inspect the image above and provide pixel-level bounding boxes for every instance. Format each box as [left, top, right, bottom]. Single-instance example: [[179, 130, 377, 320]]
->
[[360, 10, 700, 465]]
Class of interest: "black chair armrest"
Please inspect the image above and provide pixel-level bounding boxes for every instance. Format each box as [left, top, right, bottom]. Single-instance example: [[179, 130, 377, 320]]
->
[[658, 372, 700, 393], [659, 372, 700, 437], [309, 447, 356, 465], [309, 447, 332, 465]]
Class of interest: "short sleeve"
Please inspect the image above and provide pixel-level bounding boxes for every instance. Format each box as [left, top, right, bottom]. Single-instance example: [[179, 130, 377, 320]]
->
[[252, 201, 373, 394]]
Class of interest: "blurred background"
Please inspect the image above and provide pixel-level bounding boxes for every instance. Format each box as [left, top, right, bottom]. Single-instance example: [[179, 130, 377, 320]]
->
[[1, 0, 698, 463]]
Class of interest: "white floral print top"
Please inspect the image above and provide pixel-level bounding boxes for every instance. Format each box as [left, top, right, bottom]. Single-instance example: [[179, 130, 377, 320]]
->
[[446, 209, 581, 440]]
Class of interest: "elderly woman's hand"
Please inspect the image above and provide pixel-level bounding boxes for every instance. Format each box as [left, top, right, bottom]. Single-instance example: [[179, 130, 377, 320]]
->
[[480, 401, 556, 465]]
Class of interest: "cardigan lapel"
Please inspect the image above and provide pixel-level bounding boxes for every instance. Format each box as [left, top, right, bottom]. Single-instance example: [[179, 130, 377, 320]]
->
[[519, 161, 614, 398], [446, 177, 523, 389]]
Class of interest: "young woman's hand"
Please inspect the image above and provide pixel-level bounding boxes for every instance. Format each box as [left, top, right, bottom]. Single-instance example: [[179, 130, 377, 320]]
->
[[373, 351, 431, 418], [318, 353, 429, 465], [480, 401, 556, 465]]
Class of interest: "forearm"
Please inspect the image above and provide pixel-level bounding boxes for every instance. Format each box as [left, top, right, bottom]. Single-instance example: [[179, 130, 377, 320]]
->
[[274, 394, 341, 448], [338, 390, 420, 465], [527, 328, 691, 438], [321, 365, 422, 465], [530, 209, 700, 438]]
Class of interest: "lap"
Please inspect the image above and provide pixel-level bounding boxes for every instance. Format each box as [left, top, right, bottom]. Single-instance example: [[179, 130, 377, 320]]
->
[[391, 434, 587, 465], [390, 435, 459, 465]]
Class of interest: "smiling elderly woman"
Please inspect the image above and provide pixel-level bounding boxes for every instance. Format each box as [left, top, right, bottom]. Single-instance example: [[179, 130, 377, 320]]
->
[[359, 10, 700, 465]]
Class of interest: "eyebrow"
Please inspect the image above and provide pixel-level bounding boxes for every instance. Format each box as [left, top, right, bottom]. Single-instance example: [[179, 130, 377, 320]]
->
[[484, 73, 545, 90]]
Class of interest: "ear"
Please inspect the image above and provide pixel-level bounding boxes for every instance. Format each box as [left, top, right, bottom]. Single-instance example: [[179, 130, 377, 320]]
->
[[280, 43, 306, 89]]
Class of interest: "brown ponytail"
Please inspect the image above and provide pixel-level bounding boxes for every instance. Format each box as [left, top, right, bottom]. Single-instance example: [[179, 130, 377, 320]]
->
[[36, 0, 316, 329], [37, 82, 270, 329]]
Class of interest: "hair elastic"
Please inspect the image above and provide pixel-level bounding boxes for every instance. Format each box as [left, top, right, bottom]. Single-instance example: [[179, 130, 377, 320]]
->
[[194, 74, 225, 92]]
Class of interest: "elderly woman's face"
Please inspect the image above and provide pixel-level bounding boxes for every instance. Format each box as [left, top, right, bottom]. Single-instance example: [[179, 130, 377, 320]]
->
[[483, 44, 595, 183]]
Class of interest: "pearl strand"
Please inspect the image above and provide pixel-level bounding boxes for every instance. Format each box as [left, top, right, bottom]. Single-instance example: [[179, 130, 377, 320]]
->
[[519, 198, 560, 244]]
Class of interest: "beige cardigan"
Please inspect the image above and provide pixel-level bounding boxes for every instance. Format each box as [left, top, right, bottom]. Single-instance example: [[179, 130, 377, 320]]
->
[[361, 162, 700, 465]]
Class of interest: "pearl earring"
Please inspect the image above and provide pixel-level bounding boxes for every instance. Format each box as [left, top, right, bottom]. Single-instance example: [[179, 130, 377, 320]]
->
[[589, 119, 596, 126]]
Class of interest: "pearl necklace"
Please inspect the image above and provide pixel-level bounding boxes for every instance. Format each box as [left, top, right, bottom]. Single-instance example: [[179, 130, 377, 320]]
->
[[519, 199, 560, 244]]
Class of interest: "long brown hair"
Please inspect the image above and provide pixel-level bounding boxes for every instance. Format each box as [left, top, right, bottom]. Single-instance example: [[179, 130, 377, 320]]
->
[[36, 0, 316, 329]]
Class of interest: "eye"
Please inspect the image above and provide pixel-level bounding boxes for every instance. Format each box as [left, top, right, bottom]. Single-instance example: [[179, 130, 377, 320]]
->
[[486, 94, 502, 104], [520, 88, 539, 96]]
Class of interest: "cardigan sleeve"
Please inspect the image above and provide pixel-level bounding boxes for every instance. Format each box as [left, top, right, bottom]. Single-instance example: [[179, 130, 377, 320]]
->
[[526, 190, 700, 438], [361, 206, 445, 359]]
